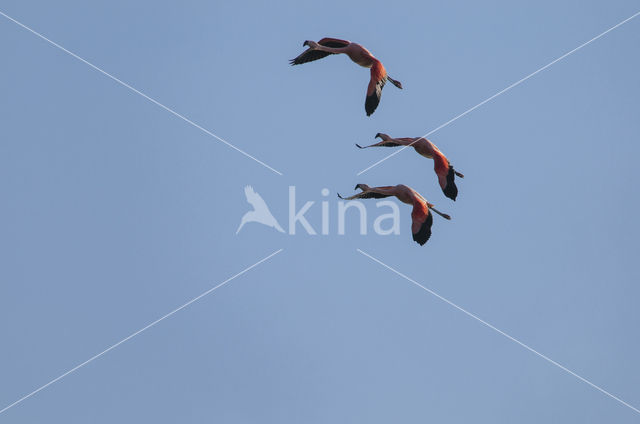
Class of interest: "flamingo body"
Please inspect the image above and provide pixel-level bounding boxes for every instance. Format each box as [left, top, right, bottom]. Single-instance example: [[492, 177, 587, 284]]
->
[[357, 134, 464, 201], [337, 184, 450, 245], [290, 38, 402, 116]]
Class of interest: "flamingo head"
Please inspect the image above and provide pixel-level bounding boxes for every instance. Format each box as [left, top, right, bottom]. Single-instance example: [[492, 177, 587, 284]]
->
[[354, 184, 369, 191], [375, 133, 389, 140]]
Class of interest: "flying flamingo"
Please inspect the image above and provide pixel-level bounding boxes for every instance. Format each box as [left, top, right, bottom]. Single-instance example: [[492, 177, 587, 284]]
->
[[236, 186, 285, 234], [337, 184, 451, 245], [290, 38, 403, 116], [357, 133, 465, 201]]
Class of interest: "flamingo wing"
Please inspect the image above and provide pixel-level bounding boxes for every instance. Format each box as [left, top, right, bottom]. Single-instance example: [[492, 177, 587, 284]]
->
[[318, 37, 350, 46], [338, 185, 395, 200], [357, 191, 392, 199], [365, 61, 387, 116], [441, 163, 459, 201], [356, 140, 401, 148], [338, 191, 392, 200], [411, 204, 432, 246], [432, 154, 459, 201], [289, 38, 350, 65]]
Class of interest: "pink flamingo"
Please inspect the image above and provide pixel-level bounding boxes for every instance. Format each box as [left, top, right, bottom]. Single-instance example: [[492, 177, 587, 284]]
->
[[290, 38, 403, 116], [357, 133, 465, 201], [338, 184, 451, 245]]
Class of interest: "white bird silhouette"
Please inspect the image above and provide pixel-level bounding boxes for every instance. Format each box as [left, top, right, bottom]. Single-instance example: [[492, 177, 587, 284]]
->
[[236, 186, 285, 234]]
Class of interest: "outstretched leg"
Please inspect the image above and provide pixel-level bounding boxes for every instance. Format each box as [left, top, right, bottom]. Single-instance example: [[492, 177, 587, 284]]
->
[[429, 206, 451, 220], [387, 76, 403, 89]]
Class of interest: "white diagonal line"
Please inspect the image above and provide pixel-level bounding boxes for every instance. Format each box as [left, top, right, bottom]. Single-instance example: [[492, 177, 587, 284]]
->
[[357, 248, 640, 415], [357, 10, 640, 175], [0, 10, 283, 176], [0, 248, 283, 415]]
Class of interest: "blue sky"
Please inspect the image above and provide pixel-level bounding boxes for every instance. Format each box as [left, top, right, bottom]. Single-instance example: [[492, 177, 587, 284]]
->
[[1, 1, 639, 422]]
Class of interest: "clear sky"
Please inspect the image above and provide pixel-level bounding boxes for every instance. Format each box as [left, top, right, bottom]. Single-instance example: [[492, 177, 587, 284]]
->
[[1, 1, 639, 422]]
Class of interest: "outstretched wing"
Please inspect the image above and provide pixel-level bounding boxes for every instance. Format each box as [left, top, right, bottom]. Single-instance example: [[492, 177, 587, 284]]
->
[[357, 191, 391, 199], [439, 162, 458, 201], [431, 151, 459, 201], [365, 61, 387, 116], [397, 137, 417, 144], [356, 140, 401, 148], [338, 186, 394, 200], [411, 211, 433, 246], [244, 185, 270, 211], [289, 38, 350, 65]]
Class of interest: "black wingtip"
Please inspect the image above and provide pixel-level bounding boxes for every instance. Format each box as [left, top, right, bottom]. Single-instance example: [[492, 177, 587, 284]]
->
[[365, 91, 380, 116], [443, 166, 459, 201], [412, 213, 433, 246], [443, 185, 458, 201]]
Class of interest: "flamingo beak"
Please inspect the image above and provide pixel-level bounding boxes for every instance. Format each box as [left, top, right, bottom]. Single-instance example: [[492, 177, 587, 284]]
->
[[303, 40, 309, 47], [375, 133, 381, 138]]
